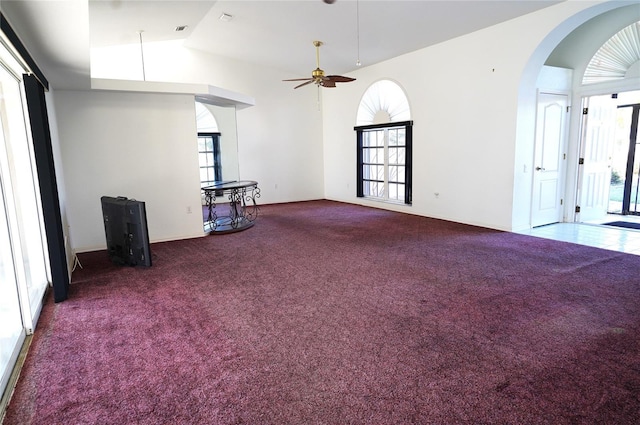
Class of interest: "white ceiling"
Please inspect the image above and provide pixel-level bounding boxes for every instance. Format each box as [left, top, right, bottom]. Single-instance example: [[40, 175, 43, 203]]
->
[[2, 0, 563, 89]]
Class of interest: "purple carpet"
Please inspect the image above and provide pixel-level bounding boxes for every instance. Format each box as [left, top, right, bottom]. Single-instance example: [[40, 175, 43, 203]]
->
[[4, 200, 640, 424]]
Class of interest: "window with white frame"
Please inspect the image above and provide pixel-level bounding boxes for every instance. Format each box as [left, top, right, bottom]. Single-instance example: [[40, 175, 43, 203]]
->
[[356, 121, 412, 204]]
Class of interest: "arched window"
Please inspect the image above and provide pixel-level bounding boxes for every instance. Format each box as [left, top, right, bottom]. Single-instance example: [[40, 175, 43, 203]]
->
[[355, 80, 413, 205], [356, 79, 411, 125], [195, 102, 219, 132], [582, 21, 640, 85]]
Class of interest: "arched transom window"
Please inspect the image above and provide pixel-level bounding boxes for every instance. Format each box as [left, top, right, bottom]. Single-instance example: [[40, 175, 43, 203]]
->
[[356, 79, 411, 125], [583, 21, 640, 85]]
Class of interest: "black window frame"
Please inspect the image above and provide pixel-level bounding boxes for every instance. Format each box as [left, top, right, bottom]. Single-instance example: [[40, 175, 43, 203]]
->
[[197, 132, 222, 187], [355, 120, 413, 205]]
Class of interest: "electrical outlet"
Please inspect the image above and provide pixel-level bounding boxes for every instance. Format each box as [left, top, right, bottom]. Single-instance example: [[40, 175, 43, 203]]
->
[[186, 206, 192, 214]]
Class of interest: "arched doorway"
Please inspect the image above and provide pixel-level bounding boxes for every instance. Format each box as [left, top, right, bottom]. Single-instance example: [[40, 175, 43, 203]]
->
[[514, 2, 639, 230]]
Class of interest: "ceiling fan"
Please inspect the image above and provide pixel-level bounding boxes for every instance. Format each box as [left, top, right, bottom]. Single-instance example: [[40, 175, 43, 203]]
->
[[283, 41, 356, 89]]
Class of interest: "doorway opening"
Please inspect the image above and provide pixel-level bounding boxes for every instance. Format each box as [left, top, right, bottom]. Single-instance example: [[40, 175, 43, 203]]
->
[[609, 101, 639, 216], [577, 90, 640, 225]]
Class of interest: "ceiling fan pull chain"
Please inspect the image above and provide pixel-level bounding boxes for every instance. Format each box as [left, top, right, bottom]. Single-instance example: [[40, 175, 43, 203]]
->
[[356, 0, 361, 66]]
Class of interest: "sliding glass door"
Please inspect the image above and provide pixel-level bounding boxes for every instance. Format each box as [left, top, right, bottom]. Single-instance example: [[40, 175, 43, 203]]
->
[[0, 179, 24, 396], [0, 43, 51, 399]]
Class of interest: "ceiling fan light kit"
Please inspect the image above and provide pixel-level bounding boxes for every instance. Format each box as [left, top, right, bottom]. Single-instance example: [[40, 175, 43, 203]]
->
[[283, 40, 355, 89]]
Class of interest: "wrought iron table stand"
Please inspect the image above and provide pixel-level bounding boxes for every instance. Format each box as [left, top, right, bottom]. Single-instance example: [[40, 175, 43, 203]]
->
[[202, 180, 260, 234]]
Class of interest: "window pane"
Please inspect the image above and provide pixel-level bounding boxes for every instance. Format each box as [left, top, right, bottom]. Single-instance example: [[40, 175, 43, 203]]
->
[[389, 129, 398, 146], [362, 148, 370, 163], [378, 131, 386, 147], [397, 129, 406, 145], [198, 138, 206, 151], [397, 148, 406, 165], [389, 148, 398, 165], [200, 168, 208, 182], [368, 148, 377, 163], [397, 184, 405, 201], [367, 147, 384, 164], [199, 153, 209, 167], [205, 138, 213, 151], [364, 131, 380, 148], [397, 166, 405, 183], [363, 148, 383, 164], [375, 165, 384, 180], [368, 181, 377, 197], [389, 183, 398, 200], [376, 148, 384, 163], [363, 164, 370, 179], [389, 166, 398, 182]]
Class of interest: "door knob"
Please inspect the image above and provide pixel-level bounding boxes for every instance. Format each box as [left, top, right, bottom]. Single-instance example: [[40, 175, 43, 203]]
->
[[535, 166, 545, 171]]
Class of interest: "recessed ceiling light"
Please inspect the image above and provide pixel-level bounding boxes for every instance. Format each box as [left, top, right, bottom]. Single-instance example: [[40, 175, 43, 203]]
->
[[175, 25, 188, 32], [219, 13, 233, 22]]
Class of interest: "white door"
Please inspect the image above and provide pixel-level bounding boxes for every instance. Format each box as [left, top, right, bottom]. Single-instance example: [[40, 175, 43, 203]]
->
[[531, 92, 569, 227], [577, 94, 617, 223]]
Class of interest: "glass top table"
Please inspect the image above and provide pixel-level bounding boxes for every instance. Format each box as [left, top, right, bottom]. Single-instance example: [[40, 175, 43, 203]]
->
[[201, 181, 260, 234]]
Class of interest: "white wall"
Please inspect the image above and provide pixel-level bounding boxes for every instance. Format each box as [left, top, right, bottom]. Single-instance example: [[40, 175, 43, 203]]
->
[[54, 90, 205, 251], [55, 41, 326, 252], [46, 0, 633, 255], [323, 0, 618, 231], [91, 41, 326, 206]]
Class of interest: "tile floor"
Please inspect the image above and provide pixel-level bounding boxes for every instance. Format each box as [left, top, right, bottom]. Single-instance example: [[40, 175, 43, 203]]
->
[[517, 216, 640, 256]]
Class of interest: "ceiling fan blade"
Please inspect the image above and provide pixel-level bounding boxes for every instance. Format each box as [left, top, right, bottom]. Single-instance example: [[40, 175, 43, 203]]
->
[[294, 80, 316, 89], [283, 41, 353, 90], [320, 80, 336, 88], [326, 75, 356, 83]]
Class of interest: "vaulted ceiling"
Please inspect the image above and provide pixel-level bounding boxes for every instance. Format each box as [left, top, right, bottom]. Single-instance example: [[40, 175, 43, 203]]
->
[[1, 0, 563, 89]]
